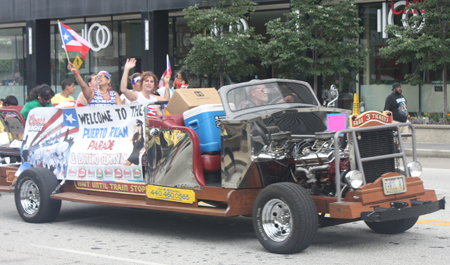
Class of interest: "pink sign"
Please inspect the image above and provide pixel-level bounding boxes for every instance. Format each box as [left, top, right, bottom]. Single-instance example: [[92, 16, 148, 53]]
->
[[327, 113, 346, 132]]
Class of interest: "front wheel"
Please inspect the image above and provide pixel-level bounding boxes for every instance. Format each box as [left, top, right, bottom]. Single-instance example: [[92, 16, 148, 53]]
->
[[14, 167, 61, 223], [253, 183, 318, 254], [364, 217, 418, 234]]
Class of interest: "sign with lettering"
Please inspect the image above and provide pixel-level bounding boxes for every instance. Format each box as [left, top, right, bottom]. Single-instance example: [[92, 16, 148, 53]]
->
[[146, 185, 196, 204], [18, 104, 146, 182], [379, 0, 426, 38], [350, 111, 393, 128], [81, 23, 111, 52], [75, 181, 146, 195]]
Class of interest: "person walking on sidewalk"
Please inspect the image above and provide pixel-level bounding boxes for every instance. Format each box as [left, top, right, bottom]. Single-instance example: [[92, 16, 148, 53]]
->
[[384, 83, 410, 142], [384, 83, 409, 123]]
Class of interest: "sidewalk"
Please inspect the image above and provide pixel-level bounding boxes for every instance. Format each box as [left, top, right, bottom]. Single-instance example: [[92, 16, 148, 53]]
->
[[404, 143, 450, 158]]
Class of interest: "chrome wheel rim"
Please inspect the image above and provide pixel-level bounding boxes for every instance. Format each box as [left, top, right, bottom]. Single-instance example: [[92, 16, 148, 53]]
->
[[261, 198, 292, 242], [19, 179, 40, 215]]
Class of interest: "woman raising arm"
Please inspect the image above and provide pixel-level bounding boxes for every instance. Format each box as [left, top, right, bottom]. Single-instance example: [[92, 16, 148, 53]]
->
[[68, 62, 122, 106]]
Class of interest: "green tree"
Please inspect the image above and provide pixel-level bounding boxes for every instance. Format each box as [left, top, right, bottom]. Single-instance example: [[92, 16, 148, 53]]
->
[[183, 0, 264, 88], [262, 0, 369, 95], [379, 0, 450, 114]]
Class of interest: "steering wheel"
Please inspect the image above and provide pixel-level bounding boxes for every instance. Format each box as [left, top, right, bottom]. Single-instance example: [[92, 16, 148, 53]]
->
[[268, 95, 283, 104]]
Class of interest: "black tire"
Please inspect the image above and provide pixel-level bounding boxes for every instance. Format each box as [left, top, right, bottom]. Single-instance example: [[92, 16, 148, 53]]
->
[[253, 183, 318, 254], [364, 217, 418, 234], [14, 167, 61, 223]]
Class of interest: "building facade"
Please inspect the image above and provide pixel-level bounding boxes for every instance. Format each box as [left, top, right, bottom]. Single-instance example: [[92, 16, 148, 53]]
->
[[0, 0, 448, 114]]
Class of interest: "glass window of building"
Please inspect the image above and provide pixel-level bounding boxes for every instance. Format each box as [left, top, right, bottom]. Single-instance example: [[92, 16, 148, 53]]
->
[[359, 3, 418, 114], [0, 27, 26, 105]]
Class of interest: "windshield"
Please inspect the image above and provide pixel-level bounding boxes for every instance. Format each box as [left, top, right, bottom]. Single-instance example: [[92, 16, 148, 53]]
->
[[226, 81, 318, 112]]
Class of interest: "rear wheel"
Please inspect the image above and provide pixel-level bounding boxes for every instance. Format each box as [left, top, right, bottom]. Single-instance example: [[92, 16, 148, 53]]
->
[[364, 217, 418, 234], [14, 167, 61, 223], [253, 183, 318, 254]]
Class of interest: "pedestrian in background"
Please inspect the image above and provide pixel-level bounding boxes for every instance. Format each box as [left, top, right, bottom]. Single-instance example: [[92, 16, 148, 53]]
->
[[384, 83, 409, 123], [174, 70, 189, 89], [384, 82, 410, 141]]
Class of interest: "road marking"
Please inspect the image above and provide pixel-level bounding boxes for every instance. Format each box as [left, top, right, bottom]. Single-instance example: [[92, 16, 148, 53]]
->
[[31, 244, 167, 265], [418, 219, 450, 227]]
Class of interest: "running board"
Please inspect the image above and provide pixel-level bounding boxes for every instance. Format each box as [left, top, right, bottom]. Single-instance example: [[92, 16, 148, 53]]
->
[[51, 192, 228, 216], [0, 185, 13, 193]]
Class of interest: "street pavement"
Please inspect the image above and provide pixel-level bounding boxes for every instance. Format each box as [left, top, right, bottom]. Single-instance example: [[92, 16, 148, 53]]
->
[[404, 142, 450, 158]]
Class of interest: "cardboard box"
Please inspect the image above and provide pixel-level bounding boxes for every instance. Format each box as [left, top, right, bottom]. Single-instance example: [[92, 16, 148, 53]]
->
[[167, 88, 222, 115]]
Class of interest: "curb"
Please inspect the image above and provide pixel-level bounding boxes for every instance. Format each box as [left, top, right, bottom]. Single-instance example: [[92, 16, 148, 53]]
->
[[405, 148, 450, 158]]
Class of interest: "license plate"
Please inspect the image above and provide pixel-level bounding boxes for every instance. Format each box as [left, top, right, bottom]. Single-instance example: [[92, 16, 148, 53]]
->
[[146, 185, 195, 204], [382, 175, 407, 195]]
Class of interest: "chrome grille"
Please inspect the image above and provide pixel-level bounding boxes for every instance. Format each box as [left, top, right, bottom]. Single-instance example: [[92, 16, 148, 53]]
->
[[357, 128, 396, 183]]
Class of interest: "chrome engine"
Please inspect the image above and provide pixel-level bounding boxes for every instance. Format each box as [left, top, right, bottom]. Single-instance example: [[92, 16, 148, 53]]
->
[[292, 132, 350, 194], [253, 129, 350, 196]]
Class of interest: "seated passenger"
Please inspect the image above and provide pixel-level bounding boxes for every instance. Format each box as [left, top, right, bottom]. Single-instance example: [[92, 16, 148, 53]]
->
[[68, 62, 122, 106], [239, 84, 268, 109], [120, 59, 170, 116], [3, 95, 18, 106], [76, 74, 97, 107], [21, 84, 55, 120], [51, 79, 75, 104], [121, 72, 142, 104], [119, 58, 143, 104]]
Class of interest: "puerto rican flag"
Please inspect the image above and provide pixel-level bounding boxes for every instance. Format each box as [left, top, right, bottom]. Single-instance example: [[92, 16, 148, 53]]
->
[[158, 54, 172, 88], [58, 22, 92, 60], [148, 105, 157, 116]]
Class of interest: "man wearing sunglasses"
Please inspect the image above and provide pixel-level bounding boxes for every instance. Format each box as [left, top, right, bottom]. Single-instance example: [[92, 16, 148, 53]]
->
[[239, 84, 269, 109]]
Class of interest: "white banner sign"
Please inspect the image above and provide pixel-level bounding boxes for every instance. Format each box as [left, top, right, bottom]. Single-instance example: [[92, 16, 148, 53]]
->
[[19, 104, 146, 182]]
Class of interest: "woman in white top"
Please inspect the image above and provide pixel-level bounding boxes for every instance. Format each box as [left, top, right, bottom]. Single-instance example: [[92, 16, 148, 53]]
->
[[120, 58, 170, 115]]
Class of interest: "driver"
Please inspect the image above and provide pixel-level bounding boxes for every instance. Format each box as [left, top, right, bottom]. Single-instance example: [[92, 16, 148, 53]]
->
[[239, 84, 268, 109]]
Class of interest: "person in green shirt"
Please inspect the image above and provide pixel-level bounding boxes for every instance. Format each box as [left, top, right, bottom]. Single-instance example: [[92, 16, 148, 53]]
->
[[21, 84, 55, 121]]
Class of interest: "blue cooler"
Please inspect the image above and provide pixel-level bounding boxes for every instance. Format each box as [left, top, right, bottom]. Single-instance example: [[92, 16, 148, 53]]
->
[[183, 104, 225, 153]]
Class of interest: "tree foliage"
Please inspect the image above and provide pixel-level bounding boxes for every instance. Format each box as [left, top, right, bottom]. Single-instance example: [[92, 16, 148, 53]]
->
[[262, 0, 369, 94], [183, 0, 264, 88], [379, 0, 450, 113]]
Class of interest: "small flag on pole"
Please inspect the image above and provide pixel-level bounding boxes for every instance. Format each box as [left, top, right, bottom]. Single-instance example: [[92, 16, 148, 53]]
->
[[58, 22, 91, 60], [159, 54, 172, 88]]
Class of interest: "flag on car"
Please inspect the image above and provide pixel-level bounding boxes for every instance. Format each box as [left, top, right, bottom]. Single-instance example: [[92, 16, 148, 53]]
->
[[158, 54, 172, 88], [58, 22, 92, 60]]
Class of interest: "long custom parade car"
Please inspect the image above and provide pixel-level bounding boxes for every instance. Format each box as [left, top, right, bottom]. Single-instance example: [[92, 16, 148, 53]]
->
[[0, 79, 445, 254]]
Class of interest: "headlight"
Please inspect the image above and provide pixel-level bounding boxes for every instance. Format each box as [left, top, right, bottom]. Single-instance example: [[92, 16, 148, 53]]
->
[[345, 170, 363, 189], [407, 161, 422, 177]]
